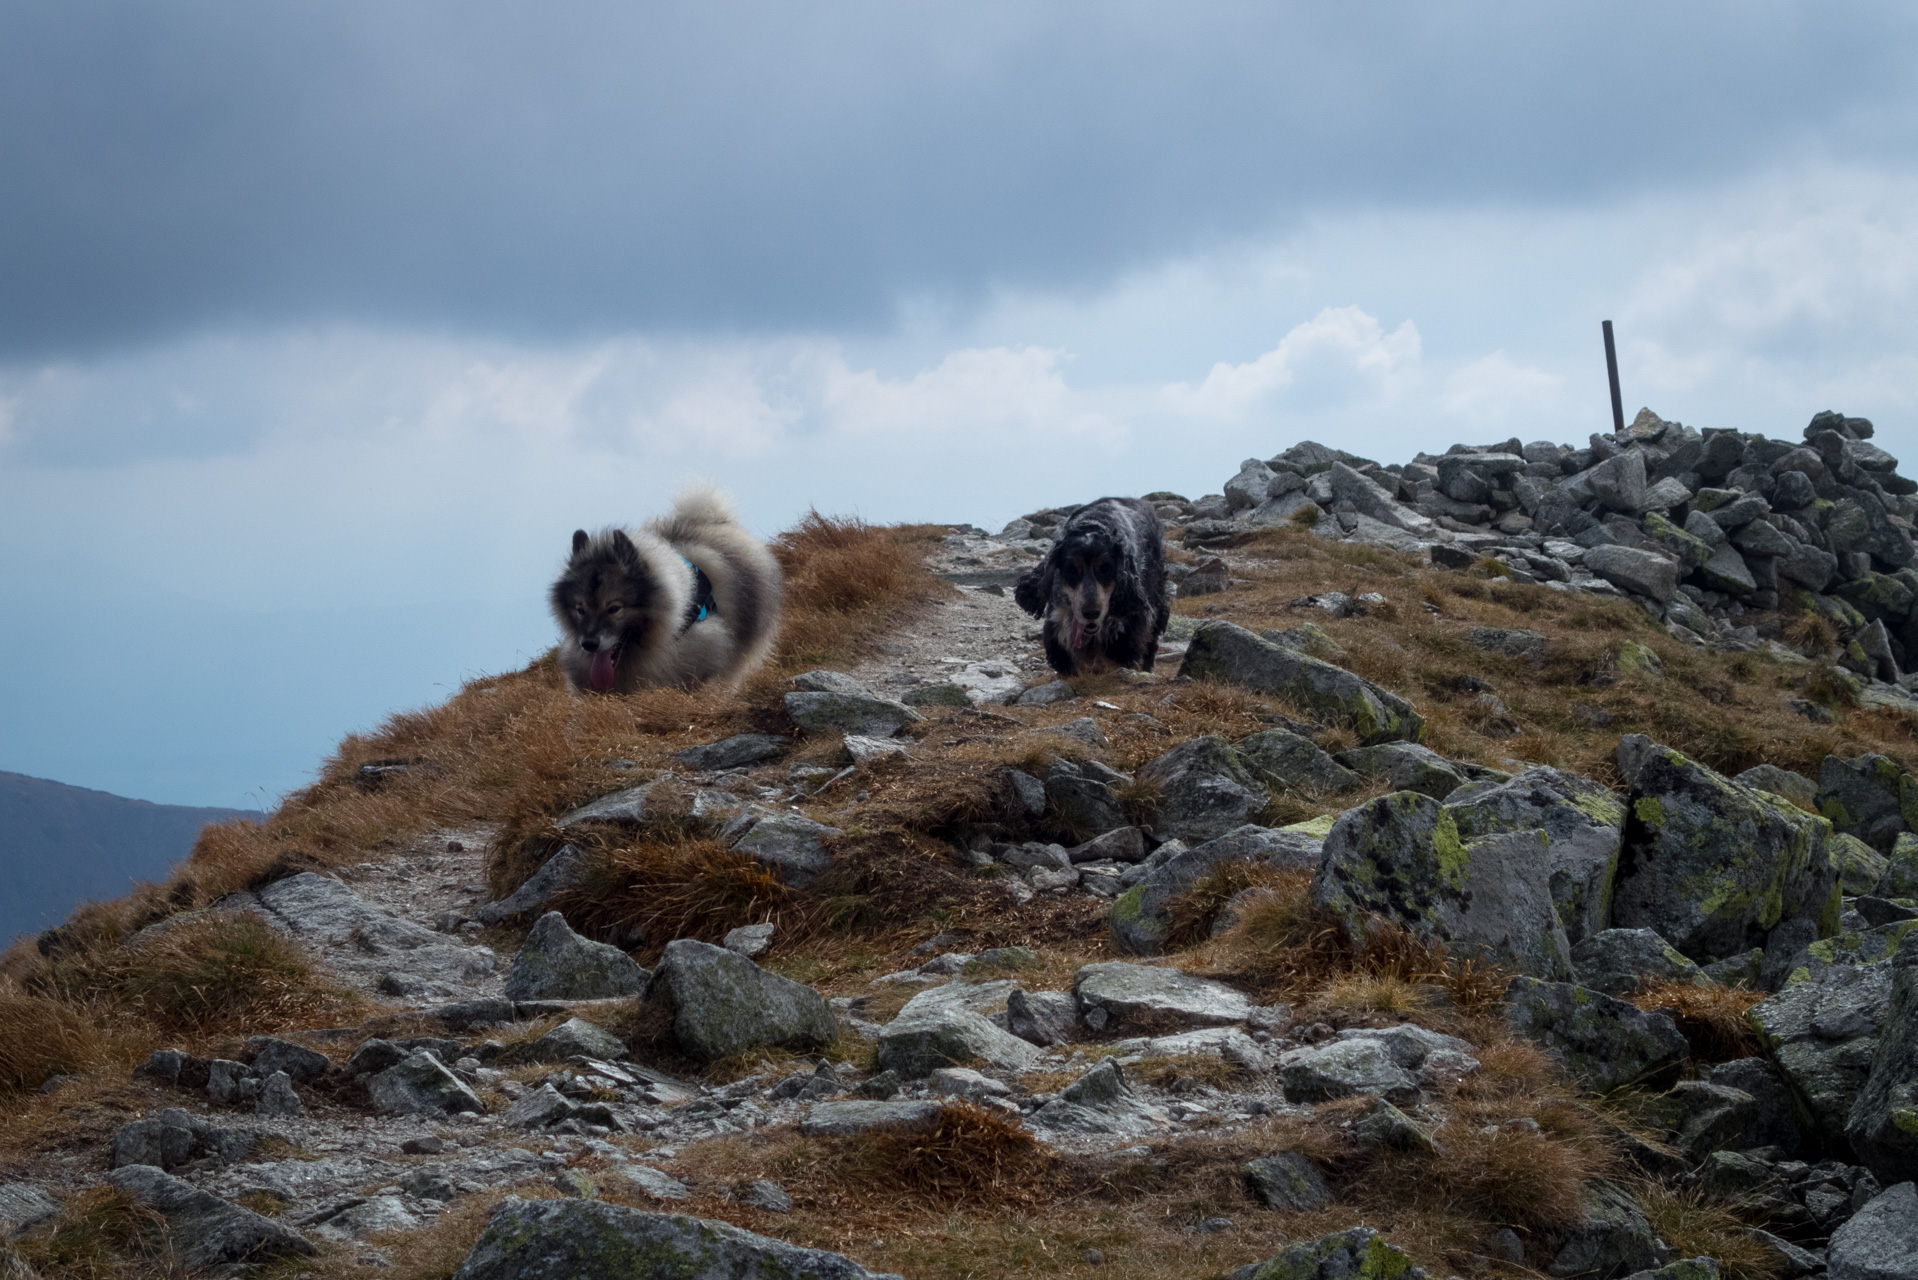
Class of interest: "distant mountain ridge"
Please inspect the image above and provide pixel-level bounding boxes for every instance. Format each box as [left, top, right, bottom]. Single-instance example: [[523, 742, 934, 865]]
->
[[0, 770, 260, 945]]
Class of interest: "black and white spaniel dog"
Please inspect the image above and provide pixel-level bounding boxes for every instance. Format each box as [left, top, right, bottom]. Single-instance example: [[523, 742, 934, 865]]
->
[[1014, 497, 1171, 676]]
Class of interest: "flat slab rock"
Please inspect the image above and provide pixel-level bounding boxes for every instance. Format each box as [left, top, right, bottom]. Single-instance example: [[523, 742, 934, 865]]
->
[[106, 1165, 315, 1271], [1072, 961, 1259, 1030], [244, 871, 496, 996], [801, 1100, 945, 1137], [451, 1197, 903, 1280], [875, 979, 1039, 1078]]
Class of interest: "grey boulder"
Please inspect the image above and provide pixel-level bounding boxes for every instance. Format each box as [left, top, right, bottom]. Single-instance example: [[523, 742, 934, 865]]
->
[[1110, 824, 1323, 955], [1828, 1182, 1918, 1280], [1237, 1228, 1426, 1280], [1572, 928, 1712, 997], [1583, 544, 1680, 602], [1136, 735, 1269, 843], [1334, 742, 1474, 800], [1504, 977, 1689, 1091], [1312, 791, 1573, 979], [479, 844, 589, 924], [1443, 766, 1625, 946], [527, 1017, 628, 1063], [1847, 945, 1918, 1183], [1548, 1180, 1661, 1279], [503, 911, 650, 1002], [1072, 962, 1254, 1031], [799, 1100, 944, 1137], [1179, 621, 1424, 746], [674, 733, 790, 771], [1235, 728, 1361, 795], [366, 1051, 485, 1115], [1243, 1152, 1331, 1211], [1006, 987, 1080, 1046], [1752, 959, 1895, 1136], [650, 939, 835, 1065], [1277, 1038, 1418, 1103], [450, 1198, 900, 1280], [874, 980, 1038, 1078], [729, 811, 842, 887], [105, 1165, 314, 1270]]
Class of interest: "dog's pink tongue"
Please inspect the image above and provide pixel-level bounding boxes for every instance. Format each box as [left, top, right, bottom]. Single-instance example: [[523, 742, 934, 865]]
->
[[589, 650, 617, 692], [1070, 619, 1087, 650]]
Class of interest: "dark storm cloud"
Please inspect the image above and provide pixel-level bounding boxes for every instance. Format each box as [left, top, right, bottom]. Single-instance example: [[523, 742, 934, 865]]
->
[[1, 0, 1913, 355]]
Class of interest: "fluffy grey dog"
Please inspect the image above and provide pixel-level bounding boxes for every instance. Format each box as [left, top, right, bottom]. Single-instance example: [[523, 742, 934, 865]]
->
[[550, 488, 783, 693]]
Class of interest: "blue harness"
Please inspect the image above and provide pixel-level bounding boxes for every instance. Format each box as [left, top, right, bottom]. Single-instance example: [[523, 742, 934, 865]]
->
[[681, 558, 714, 632]]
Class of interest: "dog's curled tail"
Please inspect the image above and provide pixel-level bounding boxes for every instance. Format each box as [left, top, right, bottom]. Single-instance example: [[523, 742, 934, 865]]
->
[[651, 485, 736, 542]]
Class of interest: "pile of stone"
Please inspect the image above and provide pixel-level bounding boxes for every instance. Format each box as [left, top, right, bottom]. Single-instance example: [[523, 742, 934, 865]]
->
[[1003, 409, 1918, 695]]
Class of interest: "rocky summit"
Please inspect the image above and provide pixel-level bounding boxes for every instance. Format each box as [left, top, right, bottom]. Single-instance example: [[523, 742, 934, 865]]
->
[[6, 411, 1918, 1280]]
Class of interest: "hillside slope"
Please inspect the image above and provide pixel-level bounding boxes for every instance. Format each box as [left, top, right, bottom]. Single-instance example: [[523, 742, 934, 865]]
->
[[0, 771, 260, 944], [1, 433, 1916, 1280]]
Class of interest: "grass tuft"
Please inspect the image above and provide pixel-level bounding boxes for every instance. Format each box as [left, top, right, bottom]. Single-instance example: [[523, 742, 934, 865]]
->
[[1627, 981, 1766, 1063], [824, 1102, 1059, 1207], [0, 988, 105, 1093]]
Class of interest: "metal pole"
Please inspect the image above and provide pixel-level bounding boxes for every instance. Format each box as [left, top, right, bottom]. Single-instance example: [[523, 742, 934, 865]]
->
[[1602, 319, 1624, 435]]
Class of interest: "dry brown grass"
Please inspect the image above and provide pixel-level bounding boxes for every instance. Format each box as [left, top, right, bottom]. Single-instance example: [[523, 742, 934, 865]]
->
[[556, 837, 794, 959], [770, 513, 953, 674], [10, 1186, 185, 1280], [1628, 981, 1767, 1064], [23, 911, 353, 1037], [787, 1103, 1061, 1209], [0, 987, 106, 1093], [1638, 1183, 1785, 1280]]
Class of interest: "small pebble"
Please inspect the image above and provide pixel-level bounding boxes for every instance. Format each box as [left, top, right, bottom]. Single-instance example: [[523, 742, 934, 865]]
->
[[1083, 1247, 1105, 1265], [401, 1136, 445, 1155]]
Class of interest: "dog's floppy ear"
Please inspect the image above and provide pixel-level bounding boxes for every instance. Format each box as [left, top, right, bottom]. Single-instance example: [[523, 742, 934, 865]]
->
[[1012, 557, 1052, 618], [609, 530, 640, 564], [571, 529, 590, 557]]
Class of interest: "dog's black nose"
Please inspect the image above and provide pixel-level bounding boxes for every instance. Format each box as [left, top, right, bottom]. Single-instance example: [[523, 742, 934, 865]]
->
[[580, 637, 599, 652]]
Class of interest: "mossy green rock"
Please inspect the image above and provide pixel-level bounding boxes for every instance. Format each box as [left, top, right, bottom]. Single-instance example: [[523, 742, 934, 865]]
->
[[1180, 621, 1424, 745], [1333, 742, 1474, 800], [1312, 791, 1573, 979], [651, 939, 835, 1065], [1236, 728, 1361, 795], [1446, 767, 1625, 946], [1643, 511, 1715, 569], [1109, 824, 1324, 955], [1243, 1151, 1331, 1211], [1137, 735, 1269, 843], [1503, 977, 1689, 1091], [1879, 833, 1918, 898], [1818, 753, 1918, 852], [1571, 928, 1712, 997], [1750, 959, 1893, 1134], [1844, 942, 1918, 1182], [1612, 736, 1839, 964], [1246, 1227, 1426, 1280], [451, 1197, 900, 1279]]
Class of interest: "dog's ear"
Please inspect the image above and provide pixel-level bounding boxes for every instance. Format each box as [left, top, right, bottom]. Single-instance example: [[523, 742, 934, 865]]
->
[[1012, 559, 1051, 618], [609, 530, 640, 564], [571, 529, 590, 557]]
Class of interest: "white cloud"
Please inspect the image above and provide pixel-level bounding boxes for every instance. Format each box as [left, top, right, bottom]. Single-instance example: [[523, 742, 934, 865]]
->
[[1439, 351, 1564, 426], [1163, 306, 1422, 419]]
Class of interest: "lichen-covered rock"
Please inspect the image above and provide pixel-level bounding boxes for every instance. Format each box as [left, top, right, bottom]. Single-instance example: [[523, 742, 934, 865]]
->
[[1445, 766, 1625, 946], [674, 733, 790, 771], [1277, 1038, 1419, 1103], [1239, 1227, 1427, 1280], [1180, 621, 1424, 746], [1847, 945, 1918, 1183], [728, 811, 842, 886], [1837, 834, 1895, 895], [1110, 824, 1324, 955], [650, 939, 835, 1065], [1503, 977, 1689, 1091], [450, 1198, 900, 1280], [1072, 962, 1254, 1031], [1751, 960, 1894, 1135], [874, 980, 1038, 1078], [1547, 1180, 1661, 1278], [1611, 737, 1840, 964], [366, 1051, 485, 1115], [1006, 988, 1080, 1046], [1334, 742, 1472, 800], [784, 685, 921, 738], [1028, 1059, 1165, 1135], [105, 1165, 315, 1270], [1789, 919, 1918, 984], [527, 1017, 628, 1063], [1312, 791, 1573, 979], [1644, 1080, 1760, 1161], [1734, 765, 1820, 811], [1044, 760, 1129, 838], [1236, 729, 1362, 795], [1827, 1181, 1918, 1280], [1136, 736, 1269, 842], [1572, 928, 1712, 997], [504, 912, 650, 1002], [1821, 754, 1918, 853], [1701, 1058, 1807, 1154], [1879, 834, 1918, 898], [1244, 1152, 1332, 1211]]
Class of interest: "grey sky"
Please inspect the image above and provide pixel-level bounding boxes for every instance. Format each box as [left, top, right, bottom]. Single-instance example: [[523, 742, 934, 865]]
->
[[4, 3, 1918, 808]]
